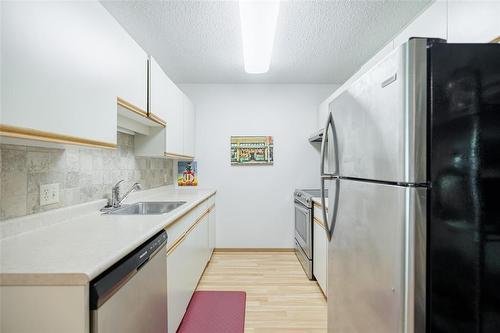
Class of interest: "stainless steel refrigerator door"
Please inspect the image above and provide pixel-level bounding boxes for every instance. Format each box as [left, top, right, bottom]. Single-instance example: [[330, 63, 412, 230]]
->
[[330, 38, 428, 184], [327, 179, 426, 333]]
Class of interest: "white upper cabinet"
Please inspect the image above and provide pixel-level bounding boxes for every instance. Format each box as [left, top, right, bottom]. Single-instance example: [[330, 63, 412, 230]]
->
[[135, 56, 195, 159], [0, 1, 148, 147], [165, 84, 185, 156], [149, 56, 169, 122], [111, 20, 147, 113], [393, 1, 447, 48], [182, 94, 195, 157], [150, 55, 188, 157], [133, 56, 170, 157], [447, 1, 500, 43]]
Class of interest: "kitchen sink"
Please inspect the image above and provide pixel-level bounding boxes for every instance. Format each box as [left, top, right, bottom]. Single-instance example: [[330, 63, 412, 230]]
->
[[105, 201, 186, 215]]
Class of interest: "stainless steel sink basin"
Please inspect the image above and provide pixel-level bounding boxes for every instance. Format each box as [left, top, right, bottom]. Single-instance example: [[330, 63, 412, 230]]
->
[[105, 201, 186, 215]]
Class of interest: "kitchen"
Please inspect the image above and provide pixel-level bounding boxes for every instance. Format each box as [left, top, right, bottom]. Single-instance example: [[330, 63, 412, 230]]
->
[[0, 1, 499, 333]]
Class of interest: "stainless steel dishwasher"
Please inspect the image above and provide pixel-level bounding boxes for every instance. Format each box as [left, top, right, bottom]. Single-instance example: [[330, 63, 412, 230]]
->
[[90, 231, 168, 333]]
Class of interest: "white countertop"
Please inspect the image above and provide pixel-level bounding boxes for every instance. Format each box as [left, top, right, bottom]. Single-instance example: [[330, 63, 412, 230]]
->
[[0, 186, 215, 286]]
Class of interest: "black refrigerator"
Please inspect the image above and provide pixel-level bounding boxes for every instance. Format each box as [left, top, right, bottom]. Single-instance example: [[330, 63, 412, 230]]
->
[[428, 40, 500, 332], [319, 38, 500, 333]]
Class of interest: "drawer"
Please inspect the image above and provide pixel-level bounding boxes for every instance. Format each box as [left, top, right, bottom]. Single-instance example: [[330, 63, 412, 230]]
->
[[165, 201, 207, 249]]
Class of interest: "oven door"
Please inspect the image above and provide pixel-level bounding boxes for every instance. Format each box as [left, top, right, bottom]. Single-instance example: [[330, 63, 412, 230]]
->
[[294, 200, 312, 259]]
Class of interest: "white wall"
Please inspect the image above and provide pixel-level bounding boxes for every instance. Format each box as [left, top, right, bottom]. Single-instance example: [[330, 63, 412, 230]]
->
[[180, 84, 335, 248]]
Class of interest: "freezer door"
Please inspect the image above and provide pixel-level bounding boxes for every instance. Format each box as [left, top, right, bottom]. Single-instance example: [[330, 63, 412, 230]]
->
[[428, 43, 500, 332], [327, 179, 427, 333], [330, 38, 428, 184]]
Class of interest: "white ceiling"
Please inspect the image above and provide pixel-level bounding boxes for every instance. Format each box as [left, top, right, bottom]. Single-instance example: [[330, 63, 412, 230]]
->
[[101, 0, 431, 84]]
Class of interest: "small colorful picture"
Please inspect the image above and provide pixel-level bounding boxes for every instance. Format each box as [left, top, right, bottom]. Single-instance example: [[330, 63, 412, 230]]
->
[[178, 161, 198, 186], [231, 136, 274, 165]]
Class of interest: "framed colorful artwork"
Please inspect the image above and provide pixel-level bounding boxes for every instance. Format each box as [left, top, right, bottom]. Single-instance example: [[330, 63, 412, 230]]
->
[[230, 136, 274, 165], [178, 161, 198, 186]]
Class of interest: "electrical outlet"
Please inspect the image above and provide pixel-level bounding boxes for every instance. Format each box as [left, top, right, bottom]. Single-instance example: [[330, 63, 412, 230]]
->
[[40, 183, 60, 206]]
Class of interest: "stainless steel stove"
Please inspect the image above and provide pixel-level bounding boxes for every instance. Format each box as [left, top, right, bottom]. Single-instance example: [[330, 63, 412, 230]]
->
[[294, 189, 323, 208], [294, 188, 327, 279]]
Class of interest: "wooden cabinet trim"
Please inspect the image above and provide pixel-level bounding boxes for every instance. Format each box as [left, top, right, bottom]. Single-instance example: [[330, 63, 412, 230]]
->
[[163, 152, 194, 160], [148, 112, 167, 127], [166, 205, 214, 256], [117, 97, 166, 127], [0, 124, 116, 149], [164, 196, 213, 230], [314, 217, 326, 230]]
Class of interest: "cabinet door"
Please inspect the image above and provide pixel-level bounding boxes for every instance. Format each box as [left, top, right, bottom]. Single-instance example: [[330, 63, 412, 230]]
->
[[167, 234, 193, 333], [165, 83, 184, 155], [1, 1, 119, 145], [313, 221, 328, 296], [112, 24, 147, 112], [149, 56, 169, 121], [182, 94, 195, 157], [194, 214, 210, 273], [447, 1, 500, 43], [208, 207, 216, 257], [167, 213, 209, 333]]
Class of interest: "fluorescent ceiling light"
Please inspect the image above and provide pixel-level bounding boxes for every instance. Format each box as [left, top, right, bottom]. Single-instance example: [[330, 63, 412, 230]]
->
[[239, 0, 280, 74]]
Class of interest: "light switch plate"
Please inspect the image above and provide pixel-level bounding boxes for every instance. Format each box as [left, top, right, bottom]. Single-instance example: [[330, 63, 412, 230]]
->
[[40, 183, 60, 206]]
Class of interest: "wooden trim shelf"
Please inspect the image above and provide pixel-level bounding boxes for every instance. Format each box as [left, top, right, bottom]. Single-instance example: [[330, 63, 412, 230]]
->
[[0, 124, 116, 149], [117, 97, 166, 127], [148, 112, 167, 127], [164, 152, 194, 160]]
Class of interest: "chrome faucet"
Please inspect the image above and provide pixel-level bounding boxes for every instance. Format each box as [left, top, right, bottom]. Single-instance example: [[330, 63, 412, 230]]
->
[[111, 180, 142, 208]]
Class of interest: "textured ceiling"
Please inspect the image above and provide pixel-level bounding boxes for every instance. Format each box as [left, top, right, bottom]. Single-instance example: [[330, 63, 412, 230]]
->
[[101, 0, 431, 84]]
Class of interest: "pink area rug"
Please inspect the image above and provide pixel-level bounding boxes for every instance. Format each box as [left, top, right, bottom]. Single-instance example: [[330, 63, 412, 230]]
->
[[177, 291, 246, 333]]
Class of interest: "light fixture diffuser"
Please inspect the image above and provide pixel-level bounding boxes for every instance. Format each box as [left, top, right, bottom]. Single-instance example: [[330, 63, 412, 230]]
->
[[239, 0, 280, 74]]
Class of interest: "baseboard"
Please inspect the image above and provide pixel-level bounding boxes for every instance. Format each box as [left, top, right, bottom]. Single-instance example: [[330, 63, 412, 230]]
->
[[214, 248, 295, 253]]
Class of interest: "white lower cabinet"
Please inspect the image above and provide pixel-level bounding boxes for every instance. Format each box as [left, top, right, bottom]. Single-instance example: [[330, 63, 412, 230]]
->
[[166, 200, 215, 333], [313, 218, 328, 296], [208, 206, 216, 258]]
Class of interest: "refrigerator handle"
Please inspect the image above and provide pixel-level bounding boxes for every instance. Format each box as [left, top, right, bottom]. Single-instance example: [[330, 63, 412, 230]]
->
[[320, 120, 328, 177], [320, 111, 339, 241], [321, 177, 340, 242], [320, 112, 338, 178], [320, 177, 332, 241]]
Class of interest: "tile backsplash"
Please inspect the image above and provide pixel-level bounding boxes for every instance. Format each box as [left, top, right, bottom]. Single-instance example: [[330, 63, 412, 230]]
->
[[0, 132, 173, 221]]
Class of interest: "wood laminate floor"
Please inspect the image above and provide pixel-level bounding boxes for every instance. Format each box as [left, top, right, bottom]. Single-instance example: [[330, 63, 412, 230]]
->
[[196, 251, 327, 333]]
